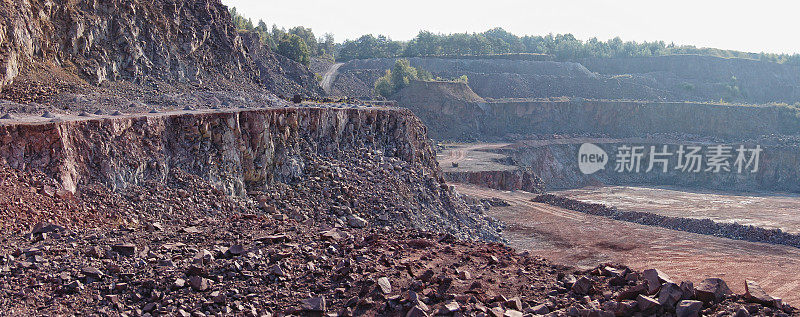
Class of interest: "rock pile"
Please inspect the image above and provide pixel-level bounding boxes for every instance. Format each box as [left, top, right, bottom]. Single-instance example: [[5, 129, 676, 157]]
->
[[0, 160, 793, 316], [1, 217, 792, 316], [533, 194, 800, 249], [0, 0, 322, 108]]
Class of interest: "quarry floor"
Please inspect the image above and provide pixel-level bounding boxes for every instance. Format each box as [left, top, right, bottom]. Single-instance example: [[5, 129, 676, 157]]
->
[[553, 186, 800, 234], [437, 143, 516, 173], [439, 141, 800, 305], [454, 183, 800, 305]]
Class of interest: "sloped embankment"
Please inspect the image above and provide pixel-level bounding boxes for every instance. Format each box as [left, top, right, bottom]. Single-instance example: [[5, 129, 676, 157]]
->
[[0, 107, 501, 240], [393, 79, 800, 141], [334, 55, 800, 103], [0, 0, 322, 106]]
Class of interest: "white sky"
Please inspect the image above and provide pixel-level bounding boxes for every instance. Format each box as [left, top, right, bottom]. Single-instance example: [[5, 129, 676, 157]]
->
[[221, 0, 800, 54]]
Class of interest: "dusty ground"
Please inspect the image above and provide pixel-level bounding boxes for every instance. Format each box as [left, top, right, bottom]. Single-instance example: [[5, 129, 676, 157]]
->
[[437, 143, 515, 173], [453, 184, 800, 305], [553, 186, 800, 234]]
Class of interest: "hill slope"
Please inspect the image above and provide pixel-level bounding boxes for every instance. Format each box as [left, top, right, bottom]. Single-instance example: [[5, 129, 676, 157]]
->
[[0, 0, 322, 108]]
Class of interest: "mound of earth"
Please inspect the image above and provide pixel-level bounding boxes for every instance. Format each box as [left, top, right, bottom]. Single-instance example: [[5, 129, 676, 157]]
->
[[0, 0, 322, 113], [0, 166, 793, 316]]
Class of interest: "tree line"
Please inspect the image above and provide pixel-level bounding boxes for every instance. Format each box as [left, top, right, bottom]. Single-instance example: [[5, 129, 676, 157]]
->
[[230, 7, 334, 65], [230, 7, 800, 66], [374, 60, 469, 98], [338, 29, 800, 64]]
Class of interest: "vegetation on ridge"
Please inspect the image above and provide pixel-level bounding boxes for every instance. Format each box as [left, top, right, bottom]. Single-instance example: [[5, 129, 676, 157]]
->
[[230, 7, 800, 66]]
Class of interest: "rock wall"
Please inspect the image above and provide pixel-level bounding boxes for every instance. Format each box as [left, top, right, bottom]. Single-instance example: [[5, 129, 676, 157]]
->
[[0, 0, 322, 97], [394, 81, 800, 141], [580, 55, 800, 104], [503, 141, 800, 193], [443, 168, 544, 193], [334, 55, 800, 104], [0, 106, 503, 240], [0, 107, 433, 195], [393, 80, 490, 140], [483, 100, 800, 139]]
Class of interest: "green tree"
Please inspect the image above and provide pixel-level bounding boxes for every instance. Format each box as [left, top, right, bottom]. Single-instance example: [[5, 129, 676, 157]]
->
[[229, 8, 253, 30], [321, 33, 336, 58], [338, 34, 403, 61], [227, 9, 800, 65], [255, 20, 276, 50], [374, 72, 393, 98], [288, 26, 319, 56], [373, 59, 443, 98], [278, 34, 311, 66]]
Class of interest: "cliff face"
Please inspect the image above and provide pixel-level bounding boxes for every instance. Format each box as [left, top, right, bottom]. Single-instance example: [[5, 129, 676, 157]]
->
[[395, 81, 800, 141], [443, 169, 544, 193], [0, 107, 434, 194], [335, 55, 800, 104], [580, 55, 800, 104], [393, 80, 490, 140], [503, 141, 800, 193], [0, 0, 322, 101], [0, 106, 501, 240]]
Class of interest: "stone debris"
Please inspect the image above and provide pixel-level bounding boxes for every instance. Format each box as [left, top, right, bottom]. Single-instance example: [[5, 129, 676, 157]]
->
[[188, 276, 209, 291], [111, 243, 137, 256], [302, 296, 326, 312], [347, 214, 368, 228], [571, 276, 592, 295], [643, 268, 673, 293], [377, 276, 392, 294], [745, 280, 776, 306], [182, 226, 202, 234], [637, 294, 660, 311], [676, 300, 704, 317], [696, 278, 733, 303], [0, 112, 793, 316]]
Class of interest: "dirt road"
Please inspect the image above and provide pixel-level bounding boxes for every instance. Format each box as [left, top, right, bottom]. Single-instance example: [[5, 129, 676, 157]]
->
[[454, 183, 800, 304], [321, 62, 344, 94]]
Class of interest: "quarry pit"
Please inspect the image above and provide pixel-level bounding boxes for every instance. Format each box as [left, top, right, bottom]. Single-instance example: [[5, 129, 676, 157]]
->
[[438, 141, 800, 305]]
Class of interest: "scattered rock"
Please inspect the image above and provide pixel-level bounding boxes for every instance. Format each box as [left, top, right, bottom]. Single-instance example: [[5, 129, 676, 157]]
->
[[530, 304, 549, 315], [227, 244, 245, 256], [377, 276, 392, 294], [173, 278, 186, 289], [346, 214, 368, 228], [658, 282, 684, 307], [81, 267, 103, 279], [182, 226, 202, 234], [188, 276, 209, 291], [676, 300, 703, 317], [302, 296, 326, 312], [438, 301, 460, 314], [695, 278, 732, 303], [744, 280, 775, 306], [643, 268, 672, 294], [406, 305, 429, 317], [111, 243, 137, 256], [503, 309, 522, 317], [636, 294, 660, 311], [571, 276, 592, 295]]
